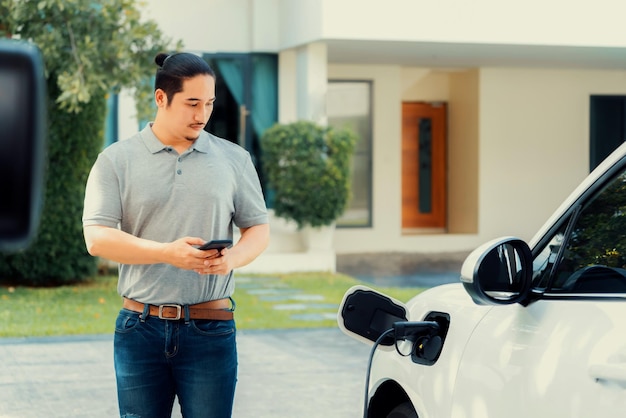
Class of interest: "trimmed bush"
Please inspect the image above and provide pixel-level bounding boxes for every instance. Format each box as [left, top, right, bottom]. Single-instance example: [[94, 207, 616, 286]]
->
[[260, 120, 357, 229]]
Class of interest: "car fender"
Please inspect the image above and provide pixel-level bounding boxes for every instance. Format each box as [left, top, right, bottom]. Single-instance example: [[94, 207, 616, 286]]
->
[[367, 283, 494, 417]]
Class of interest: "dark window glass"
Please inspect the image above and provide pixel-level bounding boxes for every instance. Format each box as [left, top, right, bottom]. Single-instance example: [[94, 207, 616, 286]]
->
[[534, 169, 626, 293]]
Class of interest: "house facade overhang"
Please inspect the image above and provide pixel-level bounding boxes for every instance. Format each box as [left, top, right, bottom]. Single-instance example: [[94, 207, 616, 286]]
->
[[125, 1, 626, 273]]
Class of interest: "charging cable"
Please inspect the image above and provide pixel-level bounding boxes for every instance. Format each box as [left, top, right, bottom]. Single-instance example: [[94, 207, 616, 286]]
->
[[361, 321, 440, 418]]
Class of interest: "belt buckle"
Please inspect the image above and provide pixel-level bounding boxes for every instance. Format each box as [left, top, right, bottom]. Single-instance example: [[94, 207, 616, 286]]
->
[[158, 304, 182, 320]]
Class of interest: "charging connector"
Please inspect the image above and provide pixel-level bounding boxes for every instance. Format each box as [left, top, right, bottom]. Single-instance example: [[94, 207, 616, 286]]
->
[[392, 321, 439, 341]]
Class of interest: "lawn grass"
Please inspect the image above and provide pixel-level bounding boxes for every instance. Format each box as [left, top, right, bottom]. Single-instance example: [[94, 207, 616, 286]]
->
[[0, 273, 426, 338], [0, 275, 121, 337]]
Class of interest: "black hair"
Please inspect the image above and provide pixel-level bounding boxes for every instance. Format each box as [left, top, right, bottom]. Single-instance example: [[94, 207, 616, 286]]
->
[[154, 52, 216, 103]]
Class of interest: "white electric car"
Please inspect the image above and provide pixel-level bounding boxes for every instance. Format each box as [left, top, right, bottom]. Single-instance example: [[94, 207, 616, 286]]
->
[[339, 142, 626, 418]]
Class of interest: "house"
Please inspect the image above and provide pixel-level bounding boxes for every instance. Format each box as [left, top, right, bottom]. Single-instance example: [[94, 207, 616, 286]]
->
[[116, 0, 626, 272]]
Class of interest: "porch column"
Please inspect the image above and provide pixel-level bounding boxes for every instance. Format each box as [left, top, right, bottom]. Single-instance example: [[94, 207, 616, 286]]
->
[[278, 42, 328, 125], [278, 48, 297, 123], [296, 42, 328, 126]]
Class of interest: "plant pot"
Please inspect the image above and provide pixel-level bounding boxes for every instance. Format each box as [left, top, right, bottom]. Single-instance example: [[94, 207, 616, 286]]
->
[[300, 223, 336, 252]]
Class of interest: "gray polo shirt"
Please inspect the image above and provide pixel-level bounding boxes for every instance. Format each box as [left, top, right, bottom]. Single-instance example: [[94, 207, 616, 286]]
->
[[83, 124, 268, 305]]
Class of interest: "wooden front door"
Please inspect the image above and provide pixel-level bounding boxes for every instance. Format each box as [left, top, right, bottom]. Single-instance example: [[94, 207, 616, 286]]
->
[[402, 102, 447, 230]]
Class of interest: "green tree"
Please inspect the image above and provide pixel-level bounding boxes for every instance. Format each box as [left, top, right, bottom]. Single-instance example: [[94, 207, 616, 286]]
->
[[0, 0, 180, 285]]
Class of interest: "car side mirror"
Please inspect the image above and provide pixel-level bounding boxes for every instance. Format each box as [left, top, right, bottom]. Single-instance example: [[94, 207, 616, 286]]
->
[[0, 40, 47, 252], [461, 237, 533, 305]]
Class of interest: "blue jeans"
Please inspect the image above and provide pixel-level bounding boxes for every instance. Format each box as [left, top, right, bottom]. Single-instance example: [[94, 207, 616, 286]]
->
[[114, 307, 237, 418]]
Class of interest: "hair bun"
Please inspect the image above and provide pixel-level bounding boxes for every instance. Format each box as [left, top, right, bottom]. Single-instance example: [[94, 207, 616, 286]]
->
[[155, 53, 170, 67]]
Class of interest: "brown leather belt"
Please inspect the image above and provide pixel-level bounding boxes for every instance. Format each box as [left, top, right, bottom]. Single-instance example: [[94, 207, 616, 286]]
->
[[123, 297, 234, 321]]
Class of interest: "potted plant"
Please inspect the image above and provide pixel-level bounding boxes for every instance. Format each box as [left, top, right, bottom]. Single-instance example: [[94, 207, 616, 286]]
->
[[260, 120, 357, 250]]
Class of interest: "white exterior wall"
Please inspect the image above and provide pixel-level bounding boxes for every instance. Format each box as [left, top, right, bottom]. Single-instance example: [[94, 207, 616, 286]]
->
[[120, 0, 626, 261], [283, 0, 626, 47], [330, 65, 482, 253], [332, 65, 626, 254], [329, 64, 405, 251], [478, 68, 626, 243], [140, 0, 279, 52], [139, 0, 626, 53]]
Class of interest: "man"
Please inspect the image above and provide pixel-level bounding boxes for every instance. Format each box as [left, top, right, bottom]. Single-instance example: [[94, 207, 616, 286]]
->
[[83, 52, 269, 418]]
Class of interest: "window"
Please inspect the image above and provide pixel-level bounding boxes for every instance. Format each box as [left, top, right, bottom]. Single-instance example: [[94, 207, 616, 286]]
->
[[590, 95, 626, 171], [327, 81, 372, 227], [533, 169, 626, 293]]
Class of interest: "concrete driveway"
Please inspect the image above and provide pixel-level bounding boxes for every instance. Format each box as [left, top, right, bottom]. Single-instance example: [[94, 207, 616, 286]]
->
[[0, 328, 370, 418]]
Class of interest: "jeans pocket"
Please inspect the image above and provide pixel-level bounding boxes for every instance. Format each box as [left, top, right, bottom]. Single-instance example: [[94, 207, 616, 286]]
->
[[190, 319, 235, 337], [114, 310, 140, 334]]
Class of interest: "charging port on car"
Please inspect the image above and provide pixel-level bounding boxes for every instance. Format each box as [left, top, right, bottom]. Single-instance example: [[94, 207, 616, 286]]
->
[[411, 311, 450, 365]]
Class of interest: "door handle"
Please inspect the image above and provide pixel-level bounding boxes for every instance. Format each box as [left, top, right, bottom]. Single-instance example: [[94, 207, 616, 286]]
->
[[589, 363, 626, 388]]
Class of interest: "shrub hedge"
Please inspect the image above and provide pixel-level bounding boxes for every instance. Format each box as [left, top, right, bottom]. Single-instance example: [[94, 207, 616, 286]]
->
[[0, 78, 104, 285]]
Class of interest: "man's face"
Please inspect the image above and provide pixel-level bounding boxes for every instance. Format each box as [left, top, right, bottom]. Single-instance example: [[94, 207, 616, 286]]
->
[[156, 74, 216, 142]]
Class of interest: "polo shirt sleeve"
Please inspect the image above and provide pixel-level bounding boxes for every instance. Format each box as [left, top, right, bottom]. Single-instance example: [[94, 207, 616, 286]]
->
[[82, 152, 122, 229], [232, 154, 269, 229]]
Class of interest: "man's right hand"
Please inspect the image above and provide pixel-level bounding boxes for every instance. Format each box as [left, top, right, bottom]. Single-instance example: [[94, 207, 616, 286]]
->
[[164, 236, 214, 271]]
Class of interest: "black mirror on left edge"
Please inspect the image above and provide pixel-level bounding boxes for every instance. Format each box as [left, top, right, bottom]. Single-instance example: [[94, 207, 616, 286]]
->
[[0, 40, 47, 252]]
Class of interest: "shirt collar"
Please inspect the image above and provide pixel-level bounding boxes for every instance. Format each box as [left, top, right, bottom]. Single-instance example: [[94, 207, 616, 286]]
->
[[191, 133, 210, 154], [140, 123, 210, 154]]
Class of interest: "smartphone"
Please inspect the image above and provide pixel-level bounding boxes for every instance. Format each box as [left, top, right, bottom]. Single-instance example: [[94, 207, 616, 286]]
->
[[197, 239, 233, 251]]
